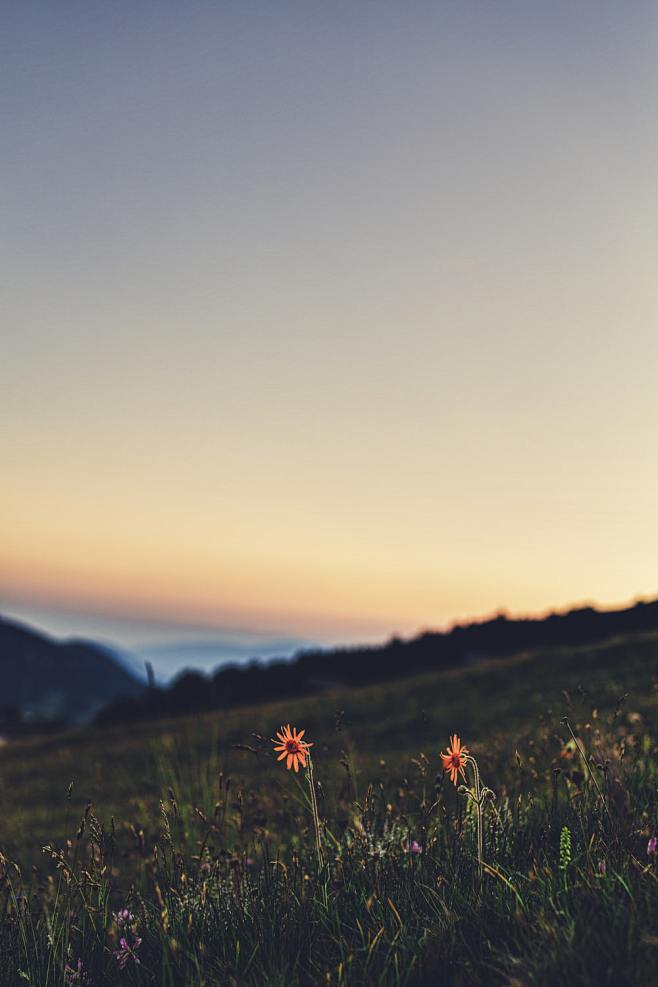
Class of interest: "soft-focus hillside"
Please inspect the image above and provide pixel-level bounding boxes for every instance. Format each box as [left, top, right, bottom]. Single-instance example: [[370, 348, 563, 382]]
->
[[1, 630, 657, 870], [0, 615, 143, 726], [96, 599, 658, 725]]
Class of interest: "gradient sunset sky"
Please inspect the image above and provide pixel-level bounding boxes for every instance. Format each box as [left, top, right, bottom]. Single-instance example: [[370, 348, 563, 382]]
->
[[3, 2, 658, 670]]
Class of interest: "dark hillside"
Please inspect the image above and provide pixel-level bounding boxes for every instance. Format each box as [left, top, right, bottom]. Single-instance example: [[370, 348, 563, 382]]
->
[[96, 597, 658, 725], [0, 616, 143, 726]]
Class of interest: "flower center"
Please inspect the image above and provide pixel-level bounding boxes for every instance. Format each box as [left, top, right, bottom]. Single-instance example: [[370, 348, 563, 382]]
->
[[450, 753, 461, 768], [286, 739, 299, 753]]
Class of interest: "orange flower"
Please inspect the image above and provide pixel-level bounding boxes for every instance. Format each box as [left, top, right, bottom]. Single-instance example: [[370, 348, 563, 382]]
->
[[273, 724, 313, 773], [441, 734, 469, 785]]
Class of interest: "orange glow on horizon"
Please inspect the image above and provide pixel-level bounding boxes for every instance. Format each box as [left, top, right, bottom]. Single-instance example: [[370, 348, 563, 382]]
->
[[3, 4, 658, 644], [2, 536, 656, 646]]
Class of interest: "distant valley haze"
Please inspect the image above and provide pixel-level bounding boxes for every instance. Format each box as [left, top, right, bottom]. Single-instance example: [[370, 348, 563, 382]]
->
[[0, 602, 327, 683], [3, 589, 656, 685], [4, 590, 658, 730]]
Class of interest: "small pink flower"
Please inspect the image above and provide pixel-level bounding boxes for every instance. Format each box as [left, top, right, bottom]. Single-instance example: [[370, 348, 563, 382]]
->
[[114, 935, 142, 970], [598, 859, 607, 876], [113, 908, 134, 929], [410, 840, 423, 855], [64, 959, 91, 986], [648, 836, 657, 856]]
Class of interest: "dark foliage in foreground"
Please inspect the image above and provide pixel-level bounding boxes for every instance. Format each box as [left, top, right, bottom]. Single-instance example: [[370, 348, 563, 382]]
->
[[2, 712, 658, 986], [2, 632, 658, 984]]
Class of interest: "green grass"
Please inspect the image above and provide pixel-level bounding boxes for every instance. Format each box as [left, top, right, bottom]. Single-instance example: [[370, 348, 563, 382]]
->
[[2, 631, 658, 984]]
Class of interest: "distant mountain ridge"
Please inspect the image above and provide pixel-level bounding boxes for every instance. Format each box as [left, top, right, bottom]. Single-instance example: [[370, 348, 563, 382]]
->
[[0, 616, 143, 726], [96, 597, 658, 726]]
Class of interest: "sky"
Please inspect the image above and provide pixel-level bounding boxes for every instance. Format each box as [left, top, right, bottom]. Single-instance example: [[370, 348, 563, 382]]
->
[[2, 2, 658, 679]]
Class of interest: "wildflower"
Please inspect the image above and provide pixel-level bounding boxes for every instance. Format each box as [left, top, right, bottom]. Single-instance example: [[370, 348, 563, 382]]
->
[[113, 908, 134, 929], [560, 738, 577, 761], [648, 836, 657, 856], [64, 959, 91, 986], [440, 734, 469, 785], [440, 733, 495, 887], [271, 721, 325, 899], [410, 840, 423, 855], [598, 859, 607, 876], [114, 936, 142, 970], [273, 724, 312, 773], [559, 826, 572, 872]]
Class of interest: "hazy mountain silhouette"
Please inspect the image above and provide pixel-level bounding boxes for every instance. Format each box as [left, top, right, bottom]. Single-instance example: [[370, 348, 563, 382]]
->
[[96, 598, 658, 726], [0, 615, 143, 728]]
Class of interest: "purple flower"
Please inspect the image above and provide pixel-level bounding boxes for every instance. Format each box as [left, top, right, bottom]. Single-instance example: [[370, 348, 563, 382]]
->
[[114, 936, 142, 970], [64, 959, 91, 985], [648, 837, 657, 856], [113, 908, 134, 929], [410, 841, 423, 855]]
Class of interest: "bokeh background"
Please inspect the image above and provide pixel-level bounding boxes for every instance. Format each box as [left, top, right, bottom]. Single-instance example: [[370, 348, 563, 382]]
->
[[3, 1, 658, 678]]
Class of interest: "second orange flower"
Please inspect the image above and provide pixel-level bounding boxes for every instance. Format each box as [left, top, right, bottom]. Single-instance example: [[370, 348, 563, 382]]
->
[[441, 734, 469, 785]]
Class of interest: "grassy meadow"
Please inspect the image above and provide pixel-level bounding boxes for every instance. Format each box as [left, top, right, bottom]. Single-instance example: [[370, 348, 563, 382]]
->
[[2, 632, 658, 985]]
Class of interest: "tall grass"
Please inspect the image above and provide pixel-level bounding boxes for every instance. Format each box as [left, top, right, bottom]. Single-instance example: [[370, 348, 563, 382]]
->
[[2, 691, 658, 986]]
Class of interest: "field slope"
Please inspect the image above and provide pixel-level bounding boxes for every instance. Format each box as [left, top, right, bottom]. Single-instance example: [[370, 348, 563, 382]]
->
[[1, 631, 658, 984]]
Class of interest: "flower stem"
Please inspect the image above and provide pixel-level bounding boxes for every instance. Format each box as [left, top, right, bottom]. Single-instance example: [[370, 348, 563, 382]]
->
[[466, 755, 484, 888], [306, 755, 327, 907], [561, 717, 612, 823]]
